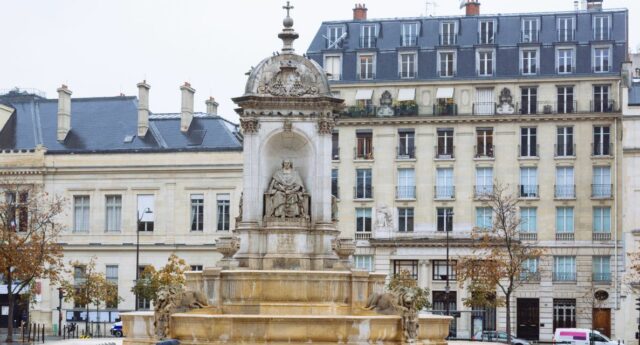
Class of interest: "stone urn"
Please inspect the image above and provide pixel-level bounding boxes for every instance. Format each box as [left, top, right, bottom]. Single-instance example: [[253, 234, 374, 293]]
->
[[332, 238, 355, 270], [215, 237, 240, 269]]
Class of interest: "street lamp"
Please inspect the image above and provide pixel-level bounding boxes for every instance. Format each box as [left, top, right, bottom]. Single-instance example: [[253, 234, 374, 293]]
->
[[134, 208, 151, 311], [56, 287, 65, 336], [445, 210, 454, 318]]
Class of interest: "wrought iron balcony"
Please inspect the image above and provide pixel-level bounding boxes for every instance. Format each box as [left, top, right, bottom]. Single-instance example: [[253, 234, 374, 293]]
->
[[396, 186, 417, 200], [435, 145, 455, 160], [555, 185, 576, 199], [519, 185, 539, 198], [396, 146, 416, 159], [555, 144, 576, 158], [433, 104, 458, 116], [556, 233, 575, 241], [434, 186, 455, 200], [591, 184, 613, 198]]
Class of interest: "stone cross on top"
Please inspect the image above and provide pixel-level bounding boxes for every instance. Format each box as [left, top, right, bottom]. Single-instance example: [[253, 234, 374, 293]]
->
[[283, 1, 294, 17]]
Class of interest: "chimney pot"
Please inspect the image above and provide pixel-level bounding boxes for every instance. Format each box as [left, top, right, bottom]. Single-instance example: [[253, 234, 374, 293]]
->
[[56, 85, 72, 142], [180, 83, 196, 133], [206, 97, 219, 116], [463, 1, 480, 16], [353, 3, 368, 21], [137, 81, 151, 137]]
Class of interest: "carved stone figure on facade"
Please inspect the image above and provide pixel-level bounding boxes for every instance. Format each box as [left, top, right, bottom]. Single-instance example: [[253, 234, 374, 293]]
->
[[331, 195, 338, 221], [154, 285, 209, 339], [237, 192, 243, 221], [377, 90, 394, 117], [496, 87, 515, 114], [265, 160, 307, 218], [376, 203, 393, 228]]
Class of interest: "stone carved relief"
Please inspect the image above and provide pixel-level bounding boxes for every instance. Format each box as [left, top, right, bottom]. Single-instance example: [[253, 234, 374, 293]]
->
[[496, 87, 515, 115], [317, 118, 335, 135], [154, 285, 208, 339], [376, 203, 393, 229], [377, 90, 394, 117], [283, 119, 292, 132], [257, 61, 320, 97], [265, 160, 309, 219], [240, 118, 260, 134]]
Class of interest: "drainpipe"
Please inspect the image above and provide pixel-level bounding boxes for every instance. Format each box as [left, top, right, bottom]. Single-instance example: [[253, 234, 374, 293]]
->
[[614, 80, 620, 310]]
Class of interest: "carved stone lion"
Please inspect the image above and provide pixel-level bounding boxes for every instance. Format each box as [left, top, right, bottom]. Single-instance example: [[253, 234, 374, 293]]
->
[[365, 288, 420, 343], [364, 292, 400, 315], [154, 285, 209, 339]]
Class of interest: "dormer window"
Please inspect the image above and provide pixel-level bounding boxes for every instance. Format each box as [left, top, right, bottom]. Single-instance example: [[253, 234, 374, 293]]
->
[[326, 25, 345, 49], [440, 22, 457, 45], [360, 24, 377, 48], [478, 20, 495, 44], [593, 15, 610, 41], [558, 17, 575, 42], [520, 48, 539, 75], [521, 18, 539, 43], [401, 23, 419, 47]]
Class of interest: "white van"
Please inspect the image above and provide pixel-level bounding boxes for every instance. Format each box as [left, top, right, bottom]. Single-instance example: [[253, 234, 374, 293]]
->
[[553, 328, 622, 345]]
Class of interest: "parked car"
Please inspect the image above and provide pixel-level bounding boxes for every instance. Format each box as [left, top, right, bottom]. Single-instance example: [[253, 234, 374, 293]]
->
[[554, 328, 622, 345], [472, 331, 530, 345], [110, 321, 123, 337]]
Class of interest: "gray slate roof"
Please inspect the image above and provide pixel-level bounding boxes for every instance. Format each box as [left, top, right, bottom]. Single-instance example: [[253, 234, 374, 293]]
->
[[0, 91, 242, 154]]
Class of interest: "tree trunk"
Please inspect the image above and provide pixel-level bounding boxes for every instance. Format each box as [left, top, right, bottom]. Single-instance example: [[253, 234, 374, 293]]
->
[[505, 293, 512, 345], [6, 270, 14, 343]]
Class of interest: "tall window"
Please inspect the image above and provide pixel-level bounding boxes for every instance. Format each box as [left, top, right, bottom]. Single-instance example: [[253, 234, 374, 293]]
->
[[397, 168, 416, 199], [360, 24, 376, 48], [593, 85, 611, 112], [358, 54, 375, 80], [137, 195, 155, 232], [332, 131, 340, 160], [439, 52, 455, 77], [555, 167, 575, 198], [479, 20, 495, 44], [356, 208, 372, 233], [356, 169, 372, 199], [556, 126, 574, 156], [441, 22, 456, 45], [520, 207, 537, 233], [520, 127, 537, 157], [476, 207, 492, 230], [520, 167, 538, 198], [437, 208, 453, 232], [520, 87, 537, 114], [477, 51, 494, 76], [436, 129, 454, 158], [353, 255, 374, 271], [593, 126, 610, 156], [521, 258, 539, 280], [74, 195, 90, 233], [190, 194, 204, 231], [324, 55, 342, 81], [331, 169, 339, 199], [557, 49, 574, 74], [593, 166, 612, 198], [476, 128, 494, 157], [73, 266, 87, 308], [593, 47, 610, 73], [356, 131, 373, 159], [137, 266, 151, 310], [398, 129, 415, 158], [593, 256, 611, 282], [105, 195, 122, 232], [522, 19, 538, 42], [556, 207, 574, 234], [436, 168, 454, 199], [326, 26, 345, 49], [216, 194, 230, 231], [558, 17, 574, 41], [521, 49, 537, 75], [553, 299, 576, 330], [593, 16, 610, 40], [557, 86, 575, 113], [554, 257, 576, 281], [394, 260, 418, 280], [475, 167, 493, 196], [433, 260, 456, 280], [593, 207, 611, 233], [399, 53, 416, 79], [401, 23, 419, 47], [105, 265, 118, 308], [398, 208, 414, 232]]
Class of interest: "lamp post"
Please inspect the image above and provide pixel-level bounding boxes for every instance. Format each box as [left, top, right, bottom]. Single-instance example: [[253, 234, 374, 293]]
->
[[57, 288, 64, 336], [445, 210, 454, 318], [134, 208, 151, 311]]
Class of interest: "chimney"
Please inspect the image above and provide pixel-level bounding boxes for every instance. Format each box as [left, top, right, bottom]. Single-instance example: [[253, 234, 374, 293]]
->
[[180, 82, 196, 133], [586, 0, 603, 11], [137, 81, 151, 137], [205, 97, 219, 116], [462, 0, 480, 16], [56, 85, 72, 142], [353, 4, 367, 21]]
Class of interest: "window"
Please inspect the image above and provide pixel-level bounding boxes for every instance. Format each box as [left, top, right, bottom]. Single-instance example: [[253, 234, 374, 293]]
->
[[393, 260, 418, 280], [356, 131, 373, 159], [593, 47, 610, 73], [557, 86, 575, 113], [522, 18, 539, 42], [593, 15, 610, 40], [190, 194, 204, 231], [324, 55, 342, 81], [521, 258, 539, 280], [554, 257, 576, 281], [556, 207, 574, 233], [73, 265, 87, 308], [12, 192, 28, 232], [74, 196, 90, 233], [593, 126, 610, 156], [137, 195, 154, 232], [436, 168, 454, 199], [521, 49, 538, 75], [436, 129, 454, 158], [520, 167, 538, 198], [360, 24, 377, 48], [326, 25, 345, 49], [520, 207, 537, 233], [437, 207, 453, 232], [558, 17, 574, 41], [105, 195, 122, 232], [397, 168, 415, 199], [433, 291, 458, 336], [476, 207, 492, 230], [355, 169, 372, 199], [356, 208, 372, 233], [593, 207, 611, 233], [557, 48, 574, 74], [353, 255, 374, 271], [216, 194, 230, 231], [358, 54, 375, 80], [593, 166, 612, 198], [401, 23, 419, 47], [398, 208, 414, 232], [477, 50, 494, 76], [105, 265, 118, 308], [439, 52, 456, 77], [520, 87, 537, 114], [441, 22, 457, 45], [398, 130, 415, 158], [190, 265, 203, 271], [556, 126, 574, 156], [520, 127, 537, 157], [476, 128, 494, 157], [433, 260, 456, 280], [593, 85, 611, 112], [555, 167, 575, 198], [137, 266, 151, 310], [332, 131, 340, 160], [593, 256, 611, 282], [479, 20, 495, 44], [475, 167, 493, 196], [553, 299, 576, 330], [331, 169, 339, 199], [399, 53, 417, 79]]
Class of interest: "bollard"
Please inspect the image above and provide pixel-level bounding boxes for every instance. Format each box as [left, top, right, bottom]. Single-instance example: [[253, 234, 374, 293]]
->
[[41, 324, 45, 343]]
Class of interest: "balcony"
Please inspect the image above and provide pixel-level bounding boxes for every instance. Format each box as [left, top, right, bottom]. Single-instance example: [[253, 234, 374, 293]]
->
[[400, 36, 418, 47], [357, 73, 376, 81], [393, 102, 419, 116], [518, 232, 538, 241], [555, 144, 576, 158], [354, 146, 374, 160], [474, 185, 494, 199], [520, 30, 539, 43], [472, 102, 496, 115], [553, 272, 577, 282], [397, 146, 416, 160], [519, 185, 539, 198], [435, 146, 455, 160], [398, 71, 417, 79], [555, 185, 576, 199], [475, 145, 494, 158], [396, 186, 416, 200], [439, 34, 457, 46], [433, 103, 458, 116], [355, 232, 371, 240], [556, 233, 575, 241], [557, 29, 576, 42], [591, 184, 613, 198], [354, 186, 373, 200], [434, 186, 455, 200], [519, 271, 541, 282], [593, 30, 611, 41], [556, 101, 577, 114], [518, 102, 555, 115], [593, 272, 611, 283], [518, 144, 539, 158], [359, 37, 377, 49], [593, 232, 612, 241], [591, 100, 617, 113], [592, 143, 613, 157], [345, 105, 377, 117]]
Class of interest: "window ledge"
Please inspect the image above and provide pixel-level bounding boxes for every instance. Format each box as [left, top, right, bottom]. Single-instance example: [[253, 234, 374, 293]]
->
[[434, 158, 456, 162], [353, 159, 375, 163], [434, 198, 456, 202], [591, 155, 614, 160], [518, 156, 540, 160], [554, 156, 577, 160], [396, 158, 417, 162], [396, 198, 417, 202], [473, 157, 495, 161], [354, 198, 374, 202]]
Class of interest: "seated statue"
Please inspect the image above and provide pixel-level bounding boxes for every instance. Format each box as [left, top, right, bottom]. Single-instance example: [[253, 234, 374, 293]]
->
[[265, 160, 308, 219]]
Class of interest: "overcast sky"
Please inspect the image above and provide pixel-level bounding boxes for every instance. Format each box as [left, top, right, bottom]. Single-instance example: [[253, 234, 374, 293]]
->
[[1, 0, 638, 122]]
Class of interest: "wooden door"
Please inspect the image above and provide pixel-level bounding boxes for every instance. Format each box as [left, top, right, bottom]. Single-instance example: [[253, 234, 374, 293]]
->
[[592, 308, 611, 337], [517, 298, 539, 340]]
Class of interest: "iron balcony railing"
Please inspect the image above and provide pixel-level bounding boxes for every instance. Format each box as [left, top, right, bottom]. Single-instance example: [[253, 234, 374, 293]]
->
[[396, 146, 416, 159], [591, 184, 613, 198], [557, 29, 576, 42], [359, 37, 377, 49], [593, 65, 611, 73], [591, 100, 617, 113], [553, 272, 577, 282], [354, 146, 374, 160], [518, 144, 539, 158], [472, 102, 497, 115], [435, 145, 455, 159], [357, 72, 376, 81], [400, 36, 418, 47], [593, 29, 611, 41], [439, 33, 457, 46], [593, 272, 611, 282], [519, 185, 539, 198], [521, 30, 539, 43], [434, 186, 455, 200], [592, 143, 613, 157], [475, 144, 494, 158], [555, 101, 577, 114], [398, 71, 417, 79], [474, 185, 494, 199], [519, 271, 541, 281], [555, 185, 576, 199], [396, 186, 417, 200], [555, 144, 576, 157], [593, 232, 612, 241], [556, 232, 575, 241], [345, 105, 377, 117], [477, 33, 495, 45], [433, 104, 458, 116]]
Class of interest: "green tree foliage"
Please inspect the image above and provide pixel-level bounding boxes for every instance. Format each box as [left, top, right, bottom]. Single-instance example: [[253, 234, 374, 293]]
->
[[131, 253, 189, 304], [387, 270, 431, 310]]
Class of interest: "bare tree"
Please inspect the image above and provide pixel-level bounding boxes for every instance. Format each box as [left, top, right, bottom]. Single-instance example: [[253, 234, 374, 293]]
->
[[0, 177, 65, 342], [456, 183, 544, 343]]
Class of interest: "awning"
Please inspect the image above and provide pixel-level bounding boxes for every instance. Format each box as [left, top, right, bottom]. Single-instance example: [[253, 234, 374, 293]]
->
[[436, 87, 455, 99], [397, 88, 416, 101], [355, 89, 374, 100]]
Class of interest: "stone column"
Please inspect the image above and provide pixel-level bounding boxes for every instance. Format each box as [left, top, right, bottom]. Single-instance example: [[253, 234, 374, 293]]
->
[[419, 260, 429, 289]]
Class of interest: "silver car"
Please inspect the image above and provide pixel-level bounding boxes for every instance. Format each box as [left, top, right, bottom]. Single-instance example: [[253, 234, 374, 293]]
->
[[473, 331, 531, 345]]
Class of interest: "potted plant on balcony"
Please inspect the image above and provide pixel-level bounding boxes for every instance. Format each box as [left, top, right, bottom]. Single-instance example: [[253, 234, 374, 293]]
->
[[394, 100, 418, 116]]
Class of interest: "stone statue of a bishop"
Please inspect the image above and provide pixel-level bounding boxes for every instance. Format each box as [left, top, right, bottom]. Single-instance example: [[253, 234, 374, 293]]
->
[[266, 160, 307, 218]]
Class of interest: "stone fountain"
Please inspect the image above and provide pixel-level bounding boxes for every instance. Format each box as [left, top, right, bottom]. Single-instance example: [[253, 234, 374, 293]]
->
[[121, 4, 452, 344]]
